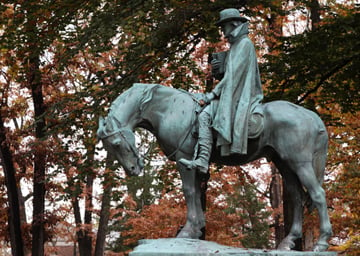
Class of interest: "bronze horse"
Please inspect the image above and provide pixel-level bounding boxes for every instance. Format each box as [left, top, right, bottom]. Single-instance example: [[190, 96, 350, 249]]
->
[[97, 83, 332, 251]]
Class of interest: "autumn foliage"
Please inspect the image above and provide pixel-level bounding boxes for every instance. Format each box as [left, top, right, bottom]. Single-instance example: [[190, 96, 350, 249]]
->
[[0, 0, 359, 255]]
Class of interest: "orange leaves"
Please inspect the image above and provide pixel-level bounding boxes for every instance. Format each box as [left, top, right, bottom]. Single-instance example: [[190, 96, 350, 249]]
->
[[1, 4, 14, 20], [319, 102, 360, 252], [119, 164, 271, 250], [122, 193, 187, 246], [205, 165, 271, 248], [0, 1, 358, 254], [123, 195, 138, 211]]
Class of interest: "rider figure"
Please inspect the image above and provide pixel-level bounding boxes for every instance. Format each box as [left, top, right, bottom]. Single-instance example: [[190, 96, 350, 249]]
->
[[179, 8, 263, 173]]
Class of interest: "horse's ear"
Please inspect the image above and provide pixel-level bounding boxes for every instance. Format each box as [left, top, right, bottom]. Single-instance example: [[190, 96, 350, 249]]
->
[[99, 117, 106, 127], [97, 117, 106, 139]]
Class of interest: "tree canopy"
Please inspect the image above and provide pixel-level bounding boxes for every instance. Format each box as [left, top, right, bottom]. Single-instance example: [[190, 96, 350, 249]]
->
[[0, 0, 358, 255]]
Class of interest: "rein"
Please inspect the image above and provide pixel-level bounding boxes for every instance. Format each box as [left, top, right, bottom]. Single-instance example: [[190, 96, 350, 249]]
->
[[137, 86, 204, 161], [166, 90, 205, 160], [99, 127, 124, 139], [102, 85, 204, 163], [100, 125, 143, 164]]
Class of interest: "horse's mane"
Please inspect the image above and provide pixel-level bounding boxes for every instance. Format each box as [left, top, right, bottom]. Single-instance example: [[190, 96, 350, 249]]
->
[[109, 83, 160, 110], [108, 83, 165, 126]]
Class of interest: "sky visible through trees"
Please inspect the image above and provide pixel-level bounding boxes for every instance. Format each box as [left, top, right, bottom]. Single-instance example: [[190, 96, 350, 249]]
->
[[0, 1, 359, 255]]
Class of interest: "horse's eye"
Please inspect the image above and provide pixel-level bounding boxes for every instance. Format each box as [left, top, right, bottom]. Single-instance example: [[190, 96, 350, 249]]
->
[[112, 138, 122, 145]]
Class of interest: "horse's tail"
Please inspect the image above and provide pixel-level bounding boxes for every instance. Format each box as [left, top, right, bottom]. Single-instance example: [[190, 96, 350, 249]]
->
[[313, 131, 328, 185], [306, 120, 328, 212]]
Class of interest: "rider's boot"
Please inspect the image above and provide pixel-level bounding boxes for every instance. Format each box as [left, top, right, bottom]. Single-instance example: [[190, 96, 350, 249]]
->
[[179, 112, 212, 174]]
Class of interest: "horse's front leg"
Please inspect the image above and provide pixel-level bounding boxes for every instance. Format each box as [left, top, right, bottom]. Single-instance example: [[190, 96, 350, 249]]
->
[[176, 164, 205, 239]]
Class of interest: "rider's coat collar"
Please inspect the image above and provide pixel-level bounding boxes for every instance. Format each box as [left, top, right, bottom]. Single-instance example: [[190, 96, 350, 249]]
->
[[228, 22, 249, 44]]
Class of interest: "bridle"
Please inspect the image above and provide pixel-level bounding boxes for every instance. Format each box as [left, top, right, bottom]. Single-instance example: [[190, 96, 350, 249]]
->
[[99, 124, 145, 165], [99, 86, 203, 163]]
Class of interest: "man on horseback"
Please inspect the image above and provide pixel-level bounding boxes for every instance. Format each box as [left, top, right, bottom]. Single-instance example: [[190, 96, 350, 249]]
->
[[179, 8, 263, 173]]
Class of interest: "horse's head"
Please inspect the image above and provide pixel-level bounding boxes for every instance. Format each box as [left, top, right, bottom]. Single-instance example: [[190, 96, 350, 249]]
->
[[97, 117, 144, 176]]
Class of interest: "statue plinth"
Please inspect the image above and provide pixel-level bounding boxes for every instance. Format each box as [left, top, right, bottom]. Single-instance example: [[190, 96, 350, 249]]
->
[[130, 238, 337, 256]]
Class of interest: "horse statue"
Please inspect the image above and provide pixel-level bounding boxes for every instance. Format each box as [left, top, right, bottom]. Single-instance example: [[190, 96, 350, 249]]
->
[[97, 83, 332, 252]]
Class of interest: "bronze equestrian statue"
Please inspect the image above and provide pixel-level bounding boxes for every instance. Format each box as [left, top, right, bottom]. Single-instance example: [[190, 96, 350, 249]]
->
[[97, 8, 332, 252]]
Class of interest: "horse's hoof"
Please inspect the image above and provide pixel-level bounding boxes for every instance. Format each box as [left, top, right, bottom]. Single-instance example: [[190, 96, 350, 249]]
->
[[176, 228, 201, 239], [313, 243, 329, 252], [277, 239, 294, 251], [176, 230, 190, 238], [277, 244, 291, 251]]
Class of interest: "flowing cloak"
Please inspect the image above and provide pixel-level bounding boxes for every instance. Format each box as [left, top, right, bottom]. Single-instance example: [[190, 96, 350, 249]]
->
[[210, 23, 263, 156]]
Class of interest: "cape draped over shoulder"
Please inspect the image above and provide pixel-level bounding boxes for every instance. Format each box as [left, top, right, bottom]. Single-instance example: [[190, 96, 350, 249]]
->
[[211, 23, 263, 156]]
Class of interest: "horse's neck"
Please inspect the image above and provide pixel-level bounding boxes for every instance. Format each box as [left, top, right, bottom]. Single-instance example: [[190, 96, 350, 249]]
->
[[110, 89, 143, 129], [136, 85, 176, 131], [110, 84, 170, 130]]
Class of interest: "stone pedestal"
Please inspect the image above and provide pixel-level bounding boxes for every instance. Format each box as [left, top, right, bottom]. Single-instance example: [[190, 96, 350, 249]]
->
[[130, 238, 337, 256]]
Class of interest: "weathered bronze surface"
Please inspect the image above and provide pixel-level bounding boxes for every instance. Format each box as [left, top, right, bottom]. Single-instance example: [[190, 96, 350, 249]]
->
[[98, 83, 332, 252], [97, 8, 332, 253]]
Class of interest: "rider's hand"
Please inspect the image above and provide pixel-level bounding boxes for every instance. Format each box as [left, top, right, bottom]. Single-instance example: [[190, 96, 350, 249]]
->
[[204, 92, 215, 104]]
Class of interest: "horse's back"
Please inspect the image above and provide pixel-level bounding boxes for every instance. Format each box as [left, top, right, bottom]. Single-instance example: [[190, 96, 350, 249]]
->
[[262, 100, 327, 161], [263, 100, 326, 134]]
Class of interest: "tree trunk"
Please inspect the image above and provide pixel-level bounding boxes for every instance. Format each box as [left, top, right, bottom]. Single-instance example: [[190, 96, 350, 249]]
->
[[309, 0, 321, 29], [29, 54, 47, 256], [73, 196, 93, 256], [73, 181, 94, 256], [83, 172, 94, 255], [74, 143, 95, 256], [18, 171, 31, 255], [94, 167, 113, 256], [303, 225, 315, 250], [0, 114, 25, 256], [269, 164, 284, 248]]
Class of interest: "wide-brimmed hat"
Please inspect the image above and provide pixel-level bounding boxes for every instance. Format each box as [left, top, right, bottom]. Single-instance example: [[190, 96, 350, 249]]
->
[[216, 8, 248, 25]]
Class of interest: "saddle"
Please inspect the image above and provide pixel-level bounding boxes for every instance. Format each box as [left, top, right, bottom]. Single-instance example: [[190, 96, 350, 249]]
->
[[248, 104, 264, 139]]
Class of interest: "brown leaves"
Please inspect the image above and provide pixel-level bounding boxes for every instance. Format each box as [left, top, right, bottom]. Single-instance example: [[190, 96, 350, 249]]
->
[[119, 164, 271, 250], [122, 192, 186, 246]]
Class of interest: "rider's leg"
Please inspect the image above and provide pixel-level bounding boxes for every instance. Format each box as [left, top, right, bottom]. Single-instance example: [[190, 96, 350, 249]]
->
[[179, 110, 212, 174]]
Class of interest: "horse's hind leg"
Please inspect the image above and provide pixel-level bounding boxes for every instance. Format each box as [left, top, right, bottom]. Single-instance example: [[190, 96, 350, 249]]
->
[[277, 166, 304, 250], [293, 161, 332, 251]]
